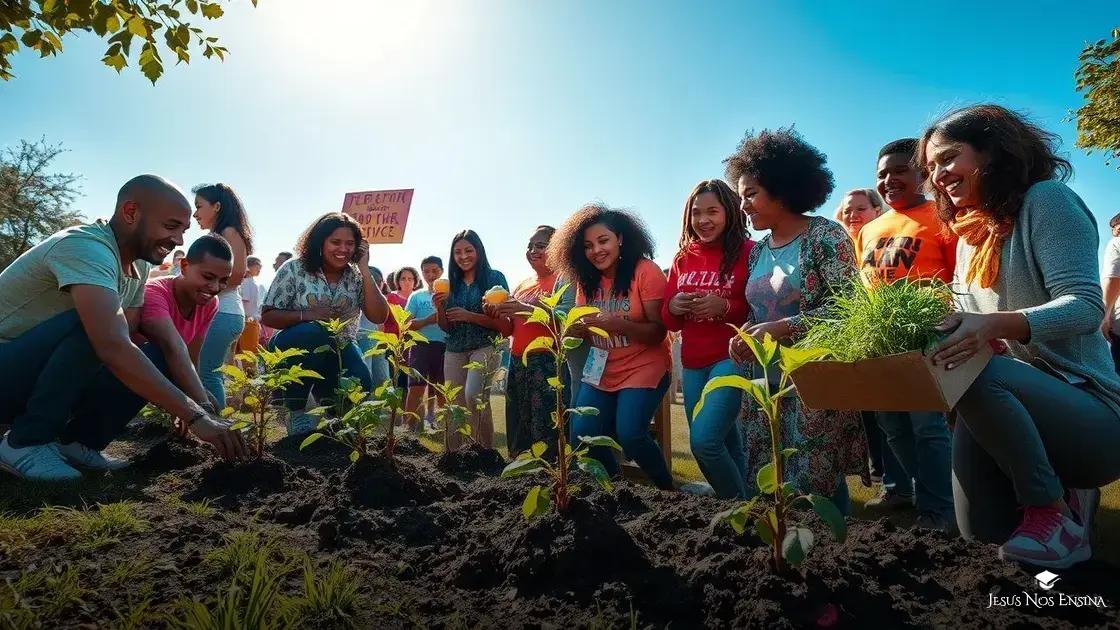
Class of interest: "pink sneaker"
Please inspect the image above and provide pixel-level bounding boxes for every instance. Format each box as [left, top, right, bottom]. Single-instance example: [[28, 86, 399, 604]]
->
[[998, 505, 1090, 569]]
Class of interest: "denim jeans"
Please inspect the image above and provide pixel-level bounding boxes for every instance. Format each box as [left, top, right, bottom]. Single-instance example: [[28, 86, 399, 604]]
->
[[876, 410, 953, 518], [570, 373, 673, 490], [198, 312, 245, 408], [0, 310, 170, 449], [683, 359, 748, 498], [356, 331, 390, 387], [862, 411, 910, 496], [268, 323, 372, 411], [953, 356, 1120, 543]]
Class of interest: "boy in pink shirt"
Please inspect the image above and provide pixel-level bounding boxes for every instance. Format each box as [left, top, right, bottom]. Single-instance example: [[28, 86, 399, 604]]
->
[[67, 235, 233, 447]]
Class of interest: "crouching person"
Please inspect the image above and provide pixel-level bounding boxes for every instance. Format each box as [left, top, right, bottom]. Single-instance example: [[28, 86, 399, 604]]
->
[[260, 213, 388, 436], [0, 175, 247, 481]]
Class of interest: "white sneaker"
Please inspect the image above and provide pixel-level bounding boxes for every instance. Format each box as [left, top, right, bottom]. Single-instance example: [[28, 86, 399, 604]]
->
[[58, 442, 129, 471], [0, 436, 82, 481]]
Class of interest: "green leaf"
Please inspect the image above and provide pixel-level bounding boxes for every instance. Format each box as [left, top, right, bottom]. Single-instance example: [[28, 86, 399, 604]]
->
[[587, 326, 609, 338], [530, 441, 548, 458], [186, 0, 200, 12], [564, 305, 599, 328], [806, 494, 847, 542], [782, 527, 814, 566], [463, 361, 483, 370], [778, 345, 830, 375], [756, 462, 777, 494], [200, 2, 224, 18], [756, 511, 776, 545], [313, 345, 332, 354], [299, 432, 324, 450], [20, 30, 41, 47], [578, 435, 622, 451], [522, 485, 550, 519], [349, 449, 360, 463], [520, 337, 555, 365], [719, 497, 757, 534], [138, 42, 163, 84], [576, 457, 613, 491], [501, 457, 546, 478], [547, 376, 564, 390], [694, 375, 767, 418], [561, 336, 583, 351], [126, 16, 149, 38], [781, 447, 798, 458], [759, 333, 780, 367], [229, 421, 250, 431], [526, 307, 550, 326], [566, 406, 600, 417]]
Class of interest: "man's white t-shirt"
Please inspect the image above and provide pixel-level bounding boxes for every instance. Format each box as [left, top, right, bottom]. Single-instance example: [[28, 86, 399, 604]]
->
[[1104, 236, 1120, 334]]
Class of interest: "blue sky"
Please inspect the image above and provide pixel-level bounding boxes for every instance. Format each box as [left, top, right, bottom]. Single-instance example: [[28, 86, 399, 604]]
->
[[2, 0, 1118, 285]]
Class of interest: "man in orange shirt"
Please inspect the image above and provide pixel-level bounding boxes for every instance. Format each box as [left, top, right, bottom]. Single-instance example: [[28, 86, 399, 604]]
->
[[856, 138, 958, 531]]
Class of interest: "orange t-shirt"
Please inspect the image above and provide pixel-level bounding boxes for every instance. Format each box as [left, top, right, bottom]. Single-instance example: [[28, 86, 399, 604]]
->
[[510, 272, 557, 358], [576, 258, 670, 392], [855, 200, 957, 284]]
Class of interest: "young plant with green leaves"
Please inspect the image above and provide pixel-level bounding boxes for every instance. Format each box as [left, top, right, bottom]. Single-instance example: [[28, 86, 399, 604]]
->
[[315, 318, 365, 419], [421, 380, 473, 452], [460, 334, 507, 446], [799, 276, 953, 362], [302, 305, 428, 461], [499, 283, 620, 518], [219, 347, 323, 458], [696, 330, 842, 573]]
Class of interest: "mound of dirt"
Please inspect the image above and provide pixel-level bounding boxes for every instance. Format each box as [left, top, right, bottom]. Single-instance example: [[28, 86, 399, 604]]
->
[[436, 443, 507, 477]]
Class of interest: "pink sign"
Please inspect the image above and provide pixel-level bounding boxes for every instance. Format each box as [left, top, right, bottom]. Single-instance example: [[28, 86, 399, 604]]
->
[[340, 188, 414, 244]]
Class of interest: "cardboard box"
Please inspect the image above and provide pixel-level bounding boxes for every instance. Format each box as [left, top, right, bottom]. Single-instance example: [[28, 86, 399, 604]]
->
[[789, 344, 993, 412]]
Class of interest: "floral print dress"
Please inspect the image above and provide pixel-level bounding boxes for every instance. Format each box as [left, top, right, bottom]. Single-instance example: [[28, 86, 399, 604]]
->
[[739, 216, 871, 496]]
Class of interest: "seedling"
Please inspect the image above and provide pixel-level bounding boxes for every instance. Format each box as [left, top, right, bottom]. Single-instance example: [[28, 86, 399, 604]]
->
[[137, 404, 174, 429], [421, 379, 473, 452], [696, 330, 843, 572], [461, 334, 507, 446], [302, 305, 429, 461], [315, 318, 364, 419], [499, 283, 620, 518], [219, 348, 323, 458]]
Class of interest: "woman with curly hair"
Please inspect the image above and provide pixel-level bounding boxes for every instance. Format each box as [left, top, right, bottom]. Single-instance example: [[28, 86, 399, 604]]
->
[[260, 212, 389, 435], [191, 183, 253, 408], [662, 180, 754, 498], [923, 105, 1120, 568], [725, 128, 870, 511], [552, 204, 674, 490], [433, 230, 511, 449]]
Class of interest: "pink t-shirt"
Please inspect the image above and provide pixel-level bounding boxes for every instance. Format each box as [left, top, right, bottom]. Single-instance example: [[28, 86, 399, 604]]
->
[[133, 277, 219, 345]]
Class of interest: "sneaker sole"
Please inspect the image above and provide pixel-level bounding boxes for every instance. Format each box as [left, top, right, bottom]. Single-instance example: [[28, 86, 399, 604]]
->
[[998, 543, 1091, 570], [0, 459, 83, 482]]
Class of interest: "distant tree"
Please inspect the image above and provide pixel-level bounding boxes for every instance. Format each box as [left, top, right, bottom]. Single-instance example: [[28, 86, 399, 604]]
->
[[0, 0, 258, 84], [0, 138, 83, 270], [1073, 27, 1120, 167]]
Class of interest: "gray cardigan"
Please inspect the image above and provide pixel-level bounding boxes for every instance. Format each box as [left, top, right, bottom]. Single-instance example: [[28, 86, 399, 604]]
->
[[956, 180, 1120, 418]]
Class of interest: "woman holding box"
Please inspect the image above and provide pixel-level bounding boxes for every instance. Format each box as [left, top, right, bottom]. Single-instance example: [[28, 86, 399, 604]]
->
[[924, 105, 1120, 568]]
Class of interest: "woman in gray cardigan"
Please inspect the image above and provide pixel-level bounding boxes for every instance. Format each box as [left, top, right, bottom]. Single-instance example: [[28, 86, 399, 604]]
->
[[921, 105, 1120, 569]]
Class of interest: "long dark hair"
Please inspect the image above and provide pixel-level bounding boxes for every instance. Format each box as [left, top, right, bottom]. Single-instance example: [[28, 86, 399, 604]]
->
[[549, 203, 655, 299], [918, 104, 1073, 225], [678, 179, 748, 284], [295, 212, 364, 274], [192, 183, 254, 254], [448, 230, 495, 290]]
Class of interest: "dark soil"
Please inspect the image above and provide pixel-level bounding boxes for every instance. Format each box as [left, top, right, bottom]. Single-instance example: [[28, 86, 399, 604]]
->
[[1, 432, 1118, 629]]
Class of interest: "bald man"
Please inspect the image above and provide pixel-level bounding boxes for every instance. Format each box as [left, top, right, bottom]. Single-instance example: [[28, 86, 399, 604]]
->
[[0, 175, 246, 481]]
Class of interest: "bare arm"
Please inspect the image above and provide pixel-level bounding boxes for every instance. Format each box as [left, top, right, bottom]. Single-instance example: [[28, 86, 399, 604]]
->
[[72, 285, 205, 420], [221, 227, 248, 291], [188, 335, 204, 370], [359, 264, 389, 325], [596, 299, 667, 346], [139, 316, 211, 407]]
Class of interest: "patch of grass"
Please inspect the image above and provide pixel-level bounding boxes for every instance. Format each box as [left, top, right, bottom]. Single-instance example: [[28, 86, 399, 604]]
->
[[203, 529, 301, 578], [168, 546, 299, 630], [800, 276, 954, 362], [1, 563, 88, 624], [0, 501, 146, 554], [291, 558, 362, 627], [109, 599, 158, 630]]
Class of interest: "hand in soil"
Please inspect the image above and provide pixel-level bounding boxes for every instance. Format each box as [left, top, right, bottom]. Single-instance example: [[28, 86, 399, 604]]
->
[[190, 413, 248, 461]]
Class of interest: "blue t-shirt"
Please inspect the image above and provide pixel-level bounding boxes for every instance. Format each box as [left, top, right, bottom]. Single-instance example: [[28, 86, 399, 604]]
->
[[405, 289, 447, 343], [446, 269, 508, 353]]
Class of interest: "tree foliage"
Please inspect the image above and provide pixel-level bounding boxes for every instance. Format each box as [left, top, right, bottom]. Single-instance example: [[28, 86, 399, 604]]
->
[[1074, 27, 1120, 167], [0, 138, 83, 270], [0, 0, 258, 84]]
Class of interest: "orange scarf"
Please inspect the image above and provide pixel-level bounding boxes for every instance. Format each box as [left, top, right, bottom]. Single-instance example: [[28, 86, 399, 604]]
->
[[949, 210, 1010, 289]]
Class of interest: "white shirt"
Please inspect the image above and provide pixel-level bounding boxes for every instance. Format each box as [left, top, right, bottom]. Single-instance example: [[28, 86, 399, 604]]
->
[[241, 276, 263, 320], [1104, 236, 1120, 334]]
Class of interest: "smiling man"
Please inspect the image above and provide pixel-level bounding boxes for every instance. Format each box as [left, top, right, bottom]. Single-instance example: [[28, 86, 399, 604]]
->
[[0, 175, 246, 482], [855, 139, 959, 531]]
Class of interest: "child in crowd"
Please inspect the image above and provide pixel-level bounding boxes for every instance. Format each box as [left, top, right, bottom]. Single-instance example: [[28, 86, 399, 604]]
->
[[663, 180, 753, 498], [405, 256, 448, 429]]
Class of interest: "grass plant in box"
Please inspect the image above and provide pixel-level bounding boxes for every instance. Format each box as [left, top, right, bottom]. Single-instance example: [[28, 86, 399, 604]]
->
[[800, 275, 954, 361]]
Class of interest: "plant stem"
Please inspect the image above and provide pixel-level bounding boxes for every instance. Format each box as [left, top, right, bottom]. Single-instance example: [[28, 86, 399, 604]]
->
[[554, 348, 569, 512]]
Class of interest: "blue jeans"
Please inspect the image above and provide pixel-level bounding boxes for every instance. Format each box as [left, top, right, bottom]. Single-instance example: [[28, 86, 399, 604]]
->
[[0, 310, 172, 449], [683, 359, 748, 498], [570, 373, 673, 490], [876, 410, 953, 518], [198, 312, 245, 408], [268, 323, 372, 411], [356, 331, 389, 386]]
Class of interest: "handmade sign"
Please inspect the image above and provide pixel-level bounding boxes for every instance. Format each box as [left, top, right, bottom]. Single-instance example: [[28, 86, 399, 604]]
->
[[340, 188, 414, 244]]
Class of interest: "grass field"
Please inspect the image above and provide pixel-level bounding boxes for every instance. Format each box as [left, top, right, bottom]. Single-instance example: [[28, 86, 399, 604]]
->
[[484, 396, 1120, 568]]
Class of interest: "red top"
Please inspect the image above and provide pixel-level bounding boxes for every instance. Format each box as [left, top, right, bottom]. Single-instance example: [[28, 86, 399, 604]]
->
[[661, 239, 753, 369], [510, 272, 557, 358], [383, 291, 408, 335]]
